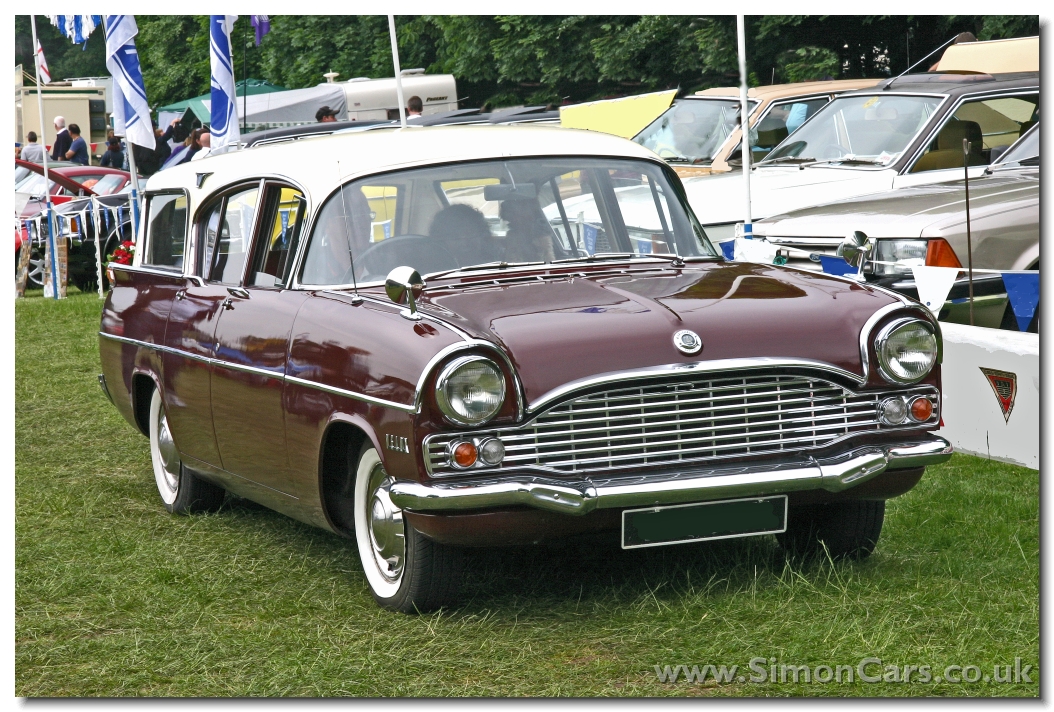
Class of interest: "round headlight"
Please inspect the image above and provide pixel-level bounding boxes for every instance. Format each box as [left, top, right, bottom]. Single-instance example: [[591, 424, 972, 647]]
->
[[876, 319, 937, 384], [435, 356, 506, 426]]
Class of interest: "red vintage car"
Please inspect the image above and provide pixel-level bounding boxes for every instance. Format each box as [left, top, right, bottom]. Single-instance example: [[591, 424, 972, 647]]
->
[[99, 125, 951, 612]]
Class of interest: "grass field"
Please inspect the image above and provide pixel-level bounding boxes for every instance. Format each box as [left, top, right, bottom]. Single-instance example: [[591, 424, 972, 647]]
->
[[15, 290, 1039, 697]]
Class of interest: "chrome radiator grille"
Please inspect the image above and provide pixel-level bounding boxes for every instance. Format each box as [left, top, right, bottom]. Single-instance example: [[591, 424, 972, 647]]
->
[[425, 372, 937, 477]]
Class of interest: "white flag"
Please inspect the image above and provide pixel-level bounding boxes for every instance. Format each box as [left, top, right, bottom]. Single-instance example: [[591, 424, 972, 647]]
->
[[104, 16, 155, 149], [911, 266, 960, 314], [35, 40, 51, 84], [734, 237, 778, 264]]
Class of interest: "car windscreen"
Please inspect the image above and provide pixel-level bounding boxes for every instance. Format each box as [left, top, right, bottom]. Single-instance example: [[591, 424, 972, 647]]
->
[[15, 173, 56, 197], [993, 125, 1039, 167], [91, 174, 127, 195], [300, 157, 717, 287], [633, 99, 755, 164], [762, 94, 942, 167]]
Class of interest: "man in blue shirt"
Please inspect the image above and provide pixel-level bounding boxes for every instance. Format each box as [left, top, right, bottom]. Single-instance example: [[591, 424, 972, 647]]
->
[[64, 124, 89, 165]]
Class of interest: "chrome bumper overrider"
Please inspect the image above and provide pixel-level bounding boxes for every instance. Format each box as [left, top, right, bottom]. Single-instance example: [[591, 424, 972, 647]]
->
[[389, 437, 952, 516]]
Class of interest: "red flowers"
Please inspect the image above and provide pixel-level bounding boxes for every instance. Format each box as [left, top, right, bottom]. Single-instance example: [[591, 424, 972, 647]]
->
[[107, 240, 135, 265]]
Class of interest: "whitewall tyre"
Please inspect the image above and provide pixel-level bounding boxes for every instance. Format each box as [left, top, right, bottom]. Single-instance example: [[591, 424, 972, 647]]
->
[[353, 444, 463, 613], [148, 388, 225, 514]]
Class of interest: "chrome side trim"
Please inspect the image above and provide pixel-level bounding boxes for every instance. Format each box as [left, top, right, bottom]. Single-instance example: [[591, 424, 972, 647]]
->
[[99, 331, 415, 413], [527, 357, 866, 415], [284, 374, 415, 413], [389, 436, 952, 515], [220, 360, 285, 380], [109, 263, 185, 280], [316, 289, 524, 418]]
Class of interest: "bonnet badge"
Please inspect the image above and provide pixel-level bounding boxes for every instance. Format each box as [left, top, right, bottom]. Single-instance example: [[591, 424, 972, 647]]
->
[[673, 330, 702, 355]]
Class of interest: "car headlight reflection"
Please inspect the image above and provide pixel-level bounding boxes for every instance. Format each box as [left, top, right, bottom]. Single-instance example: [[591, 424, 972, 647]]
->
[[876, 319, 938, 384], [435, 356, 506, 426]]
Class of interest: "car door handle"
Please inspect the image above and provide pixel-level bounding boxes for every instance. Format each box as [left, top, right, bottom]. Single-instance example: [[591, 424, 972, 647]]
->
[[227, 287, 250, 299], [221, 297, 235, 310], [175, 290, 186, 301]]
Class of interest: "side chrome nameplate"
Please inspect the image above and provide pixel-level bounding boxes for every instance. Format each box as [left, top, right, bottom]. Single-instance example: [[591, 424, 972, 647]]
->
[[385, 433, 410, 454]]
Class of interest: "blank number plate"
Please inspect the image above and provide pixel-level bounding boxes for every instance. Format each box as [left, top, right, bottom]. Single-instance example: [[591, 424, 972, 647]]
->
[[621, 495, 788, 549]]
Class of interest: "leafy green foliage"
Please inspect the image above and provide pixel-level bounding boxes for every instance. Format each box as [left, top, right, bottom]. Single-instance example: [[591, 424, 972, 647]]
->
[[778, 47, 842, 83], [14, 15, 1040, 111]]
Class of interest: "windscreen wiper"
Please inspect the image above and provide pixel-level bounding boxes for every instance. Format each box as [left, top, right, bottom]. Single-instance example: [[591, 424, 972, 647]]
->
[[551, 252, 637, 264], [802, 158, 886, 168], [756, 156, 817, 166], [427, 261, 545, 279]]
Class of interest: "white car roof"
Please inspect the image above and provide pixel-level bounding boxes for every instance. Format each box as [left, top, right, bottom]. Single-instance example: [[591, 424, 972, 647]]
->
[[145, 124, 664, 206]]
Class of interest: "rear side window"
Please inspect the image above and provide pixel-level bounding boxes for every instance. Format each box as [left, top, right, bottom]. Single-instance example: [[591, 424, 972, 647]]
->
[[142, 193, 187, 269], [246, 185, 305, 287], [198, 185, 261, 285]]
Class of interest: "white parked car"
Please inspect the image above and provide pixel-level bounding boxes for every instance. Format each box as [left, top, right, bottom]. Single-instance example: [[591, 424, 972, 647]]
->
[[683, 72, 1038, 242]]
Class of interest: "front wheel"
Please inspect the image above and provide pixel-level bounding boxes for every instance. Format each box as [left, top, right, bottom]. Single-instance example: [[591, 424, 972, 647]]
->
[[148, 388, 225, 514], [353, 445, 463, 613], [777, 499, 885, 561]]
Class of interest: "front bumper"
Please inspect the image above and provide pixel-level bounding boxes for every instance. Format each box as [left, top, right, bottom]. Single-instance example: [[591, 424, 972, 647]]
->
[[390, 436, 952, 516]]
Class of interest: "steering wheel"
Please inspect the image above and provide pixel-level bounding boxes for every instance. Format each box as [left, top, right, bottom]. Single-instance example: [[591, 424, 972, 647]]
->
[[344, 234, 459, 283], [820, 144, 850, 160]]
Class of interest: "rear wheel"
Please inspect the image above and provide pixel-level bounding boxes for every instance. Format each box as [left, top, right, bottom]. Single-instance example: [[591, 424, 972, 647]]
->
[[27, 246, 44, 288], [353, 444, 463, 612], [777, 499, 885, 560], [148, 388, 225, 514]]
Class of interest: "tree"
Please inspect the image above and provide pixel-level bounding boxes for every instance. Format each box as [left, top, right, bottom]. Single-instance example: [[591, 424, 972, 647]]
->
[[15, 15, 1040, 110]]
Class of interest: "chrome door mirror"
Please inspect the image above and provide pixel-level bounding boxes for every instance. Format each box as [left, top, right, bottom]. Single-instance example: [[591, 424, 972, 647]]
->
[[836, 231, 874, 270], [385, 266, 425, 321]]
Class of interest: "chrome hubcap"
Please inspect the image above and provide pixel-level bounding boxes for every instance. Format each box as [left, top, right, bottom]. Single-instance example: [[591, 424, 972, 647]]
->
[[367, 465, 404, 582], [156, 408, 180, 494], [27, 254, 44, 287]]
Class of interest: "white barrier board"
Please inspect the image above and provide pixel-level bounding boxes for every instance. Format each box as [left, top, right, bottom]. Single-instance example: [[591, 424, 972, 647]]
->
[[936, 323, 1039, 470]]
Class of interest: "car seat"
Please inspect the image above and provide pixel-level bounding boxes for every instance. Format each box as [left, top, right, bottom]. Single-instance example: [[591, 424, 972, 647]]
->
[[910, 119, 987, 172]]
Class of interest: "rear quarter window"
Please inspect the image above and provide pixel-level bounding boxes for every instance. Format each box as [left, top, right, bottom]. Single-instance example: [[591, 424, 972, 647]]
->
[[142, 193, 188, 270]]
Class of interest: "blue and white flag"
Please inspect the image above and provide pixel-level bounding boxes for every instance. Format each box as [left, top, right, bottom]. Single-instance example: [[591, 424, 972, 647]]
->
[[50, 15, 103, 45], [209, 15, 240, 155], [104, 16, 154, 149]]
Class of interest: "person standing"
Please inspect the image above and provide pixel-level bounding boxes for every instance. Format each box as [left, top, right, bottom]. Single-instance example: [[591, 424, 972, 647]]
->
[[64, 124, 89, 165], [99, 137, 124, 168], [20, 132, 45, 162], [191, 132, 211, 161], [50, 116, 71, 161], [316, 106, 338, 123], [406, 96, 424, 121]]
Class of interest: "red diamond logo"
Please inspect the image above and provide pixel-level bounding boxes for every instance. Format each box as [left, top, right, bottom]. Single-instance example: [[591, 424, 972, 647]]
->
[[980, 367, 1017, 423]]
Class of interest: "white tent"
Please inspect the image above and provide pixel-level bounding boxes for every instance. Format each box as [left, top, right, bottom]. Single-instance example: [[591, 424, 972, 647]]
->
[[158, 83, 349, 132]]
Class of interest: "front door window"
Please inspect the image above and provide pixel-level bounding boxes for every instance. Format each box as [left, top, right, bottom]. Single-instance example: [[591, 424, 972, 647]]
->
[[910, 94, 1038, 173]]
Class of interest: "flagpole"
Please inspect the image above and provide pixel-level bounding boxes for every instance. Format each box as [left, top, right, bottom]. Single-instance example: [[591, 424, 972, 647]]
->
[[963, 138, 974, 326], [30, 15, 61, 299], [125, 138, 141, 244], [736, 15, 752, 239], [91, 196, 105, 297], [242, 20, 247, 133], [388, 15, 407, 129]]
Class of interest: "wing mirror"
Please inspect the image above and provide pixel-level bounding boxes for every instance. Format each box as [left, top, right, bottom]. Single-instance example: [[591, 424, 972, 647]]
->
[[385, 266, 425, 321], [836, 231, 874, 270]]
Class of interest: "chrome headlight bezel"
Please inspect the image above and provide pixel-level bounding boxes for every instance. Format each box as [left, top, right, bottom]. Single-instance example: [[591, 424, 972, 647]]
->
[[875, 318, 938, 385], [434, 355, 507, 427]]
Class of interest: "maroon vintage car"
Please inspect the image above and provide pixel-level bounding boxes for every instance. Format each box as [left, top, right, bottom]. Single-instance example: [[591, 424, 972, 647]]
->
[[99, 125, 951, 612]]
